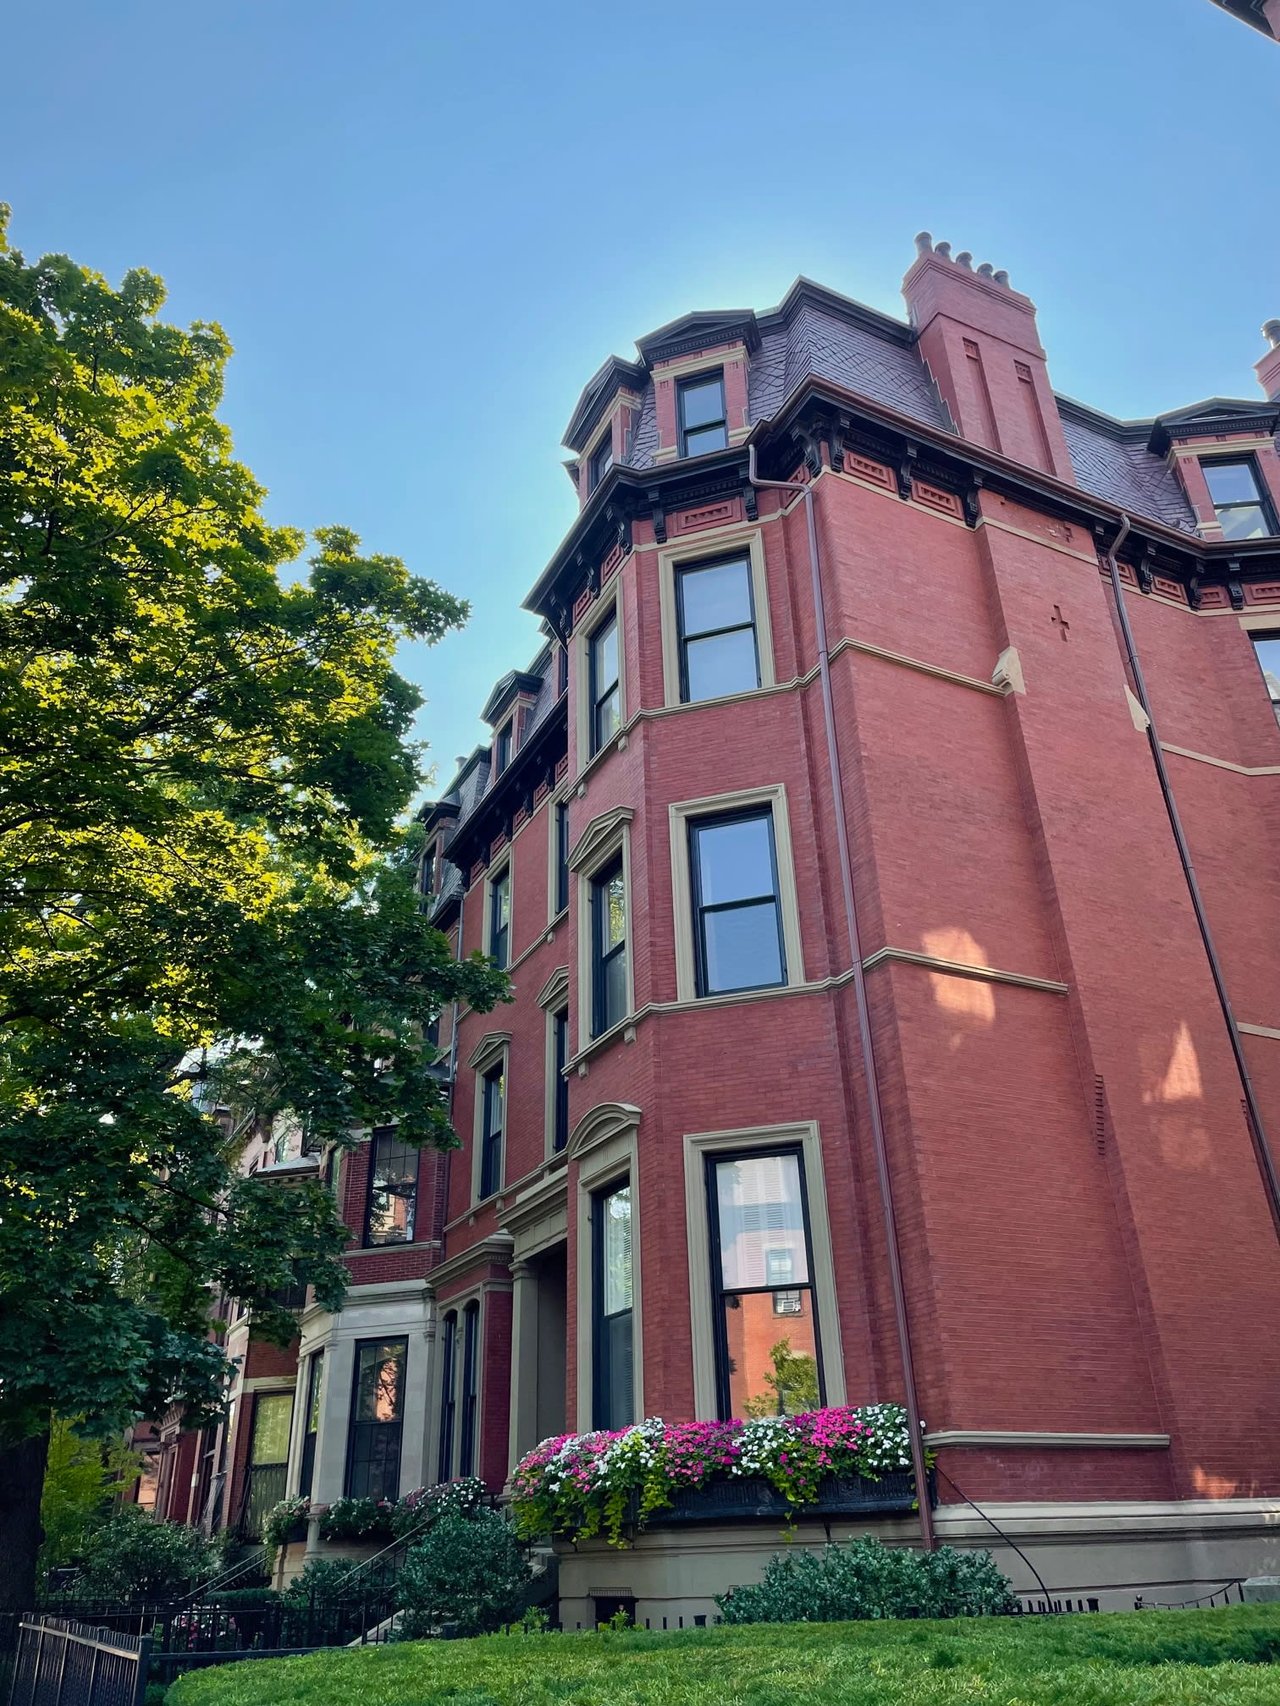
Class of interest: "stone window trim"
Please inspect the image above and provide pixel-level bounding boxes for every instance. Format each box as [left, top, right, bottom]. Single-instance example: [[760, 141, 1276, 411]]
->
[[468, 1032, 511, 1205], [572, 576, 627, 774], [546, 787, 572, 927], [287, 1283, 433, 1505], [427, 1283, 487, 1486], [538, 970, 571, 1161], [569, 1102, 643, 1432], [569, 807, 635, 1054], [483, 850, 513, 971], [681, 1119, 846, 1421], [656, 526, 776, 709], [668, 784, 805, 1006]]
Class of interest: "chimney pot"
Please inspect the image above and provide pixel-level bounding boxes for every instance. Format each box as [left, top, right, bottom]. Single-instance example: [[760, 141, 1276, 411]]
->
[[977, 262, 995, 279], [1265, 319, 1280, 350], [914, 231, 933, 255], [934, 241, 952, 260], [993, 269, 1010, 287], [956, 251, 974, 270]]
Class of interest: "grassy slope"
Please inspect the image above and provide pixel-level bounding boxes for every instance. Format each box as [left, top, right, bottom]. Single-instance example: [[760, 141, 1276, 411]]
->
[[167, 1606, 1280, 1706]]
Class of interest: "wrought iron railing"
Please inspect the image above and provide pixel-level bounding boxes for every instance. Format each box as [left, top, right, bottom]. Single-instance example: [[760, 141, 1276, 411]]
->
[[8, 1616, 150, 1706]]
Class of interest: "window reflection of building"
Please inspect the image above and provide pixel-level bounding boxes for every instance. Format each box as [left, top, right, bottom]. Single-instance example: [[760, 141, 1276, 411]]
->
[[709, 1150, 821, 1418]]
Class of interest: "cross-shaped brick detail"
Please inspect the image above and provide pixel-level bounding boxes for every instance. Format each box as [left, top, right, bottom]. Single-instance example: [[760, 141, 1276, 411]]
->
[[1050, 604, 1071, 641]]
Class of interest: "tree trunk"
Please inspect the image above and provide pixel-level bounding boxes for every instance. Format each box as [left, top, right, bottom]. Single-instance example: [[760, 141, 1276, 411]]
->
[[0, 1431, 48, 1612]]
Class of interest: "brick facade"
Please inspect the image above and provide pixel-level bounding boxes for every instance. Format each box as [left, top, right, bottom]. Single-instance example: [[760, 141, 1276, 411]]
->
[[166, 235, 1280, 1601]]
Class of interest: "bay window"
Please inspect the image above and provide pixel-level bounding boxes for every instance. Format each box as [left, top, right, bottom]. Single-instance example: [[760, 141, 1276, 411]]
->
[[676, 554, 760, 703], [688, 807, 786, 997], [592, 1181, 634, 1430], [705, 1149, 822, 1419], [346, 1338, 407, 1500]]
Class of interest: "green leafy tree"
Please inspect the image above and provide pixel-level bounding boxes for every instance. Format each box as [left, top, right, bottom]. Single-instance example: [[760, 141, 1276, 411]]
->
[[39, 1417, 143, 1578], [0, 207, 506, 1608]]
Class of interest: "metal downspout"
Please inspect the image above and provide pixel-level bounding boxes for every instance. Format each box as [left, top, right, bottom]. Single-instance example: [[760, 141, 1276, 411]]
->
[[747, 443, 935, 1548], [1103, 515, 1280, 1240]]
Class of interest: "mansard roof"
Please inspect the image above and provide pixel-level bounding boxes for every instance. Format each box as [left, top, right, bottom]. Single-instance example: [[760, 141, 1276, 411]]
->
[[562, 354, 647, 453]]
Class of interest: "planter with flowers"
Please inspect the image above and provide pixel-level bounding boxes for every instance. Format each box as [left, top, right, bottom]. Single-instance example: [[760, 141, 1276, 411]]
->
[[263, 1495, 311, 1550], [509, 1404, 932, 1549]]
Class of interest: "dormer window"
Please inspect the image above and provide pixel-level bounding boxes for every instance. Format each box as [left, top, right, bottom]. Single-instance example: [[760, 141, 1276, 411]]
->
[[589, 435, 613, 491], [495, 721, 513, 774], [678, 371, 728, 457], [1203, 459, 1275, 540]]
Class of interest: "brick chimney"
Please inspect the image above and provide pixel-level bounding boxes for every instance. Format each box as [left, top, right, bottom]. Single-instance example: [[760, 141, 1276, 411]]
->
[[902, 233, 1074, 482], [1256, 320, 1280, 402]]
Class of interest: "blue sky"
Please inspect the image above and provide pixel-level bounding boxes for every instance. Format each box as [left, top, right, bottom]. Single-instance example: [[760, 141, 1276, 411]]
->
[[4, 0, 1277, 792]]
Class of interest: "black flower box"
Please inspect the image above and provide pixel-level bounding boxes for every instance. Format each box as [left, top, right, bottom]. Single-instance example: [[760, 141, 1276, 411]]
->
[[647, 1469, 925, 1528]]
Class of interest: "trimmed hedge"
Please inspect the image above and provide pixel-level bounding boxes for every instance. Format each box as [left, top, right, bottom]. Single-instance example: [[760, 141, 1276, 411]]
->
[[167, 1605, 1280, 1705], [717, 1536, 1017, 1622]]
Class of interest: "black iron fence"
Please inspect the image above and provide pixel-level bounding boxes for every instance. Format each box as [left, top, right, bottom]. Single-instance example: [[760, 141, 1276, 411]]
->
[[7, 1616, 150, 1706]]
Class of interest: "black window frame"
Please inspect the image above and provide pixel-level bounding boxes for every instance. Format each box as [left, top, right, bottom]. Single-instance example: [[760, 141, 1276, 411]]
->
[[487, 864, 511, 970], [552, 1007, 570, 1153], [589, 854, 627, 1038], [677, 369, 728, 458], [704, 1145, 824, 1421], [588, 610, 621, 756], [591, 1179, 634, 1431], [675, 552, 761, 704], [363, 1127, 419, 1247], [689, 806, 787, 998], [554, 798, 570, 916], [1251, 632, 1280, 725], [458, 1301, 479, 1478], [344, 1337, 407, 1501], [1202, 457, 1277, 539], [243, 1390, 293, 1537], [299, 1348, 325, 1498], [436, 1310, 457, 1482], [557, 643, 570, 697], [589, 433, 613, 491], [479, 1062, 505, 1199]]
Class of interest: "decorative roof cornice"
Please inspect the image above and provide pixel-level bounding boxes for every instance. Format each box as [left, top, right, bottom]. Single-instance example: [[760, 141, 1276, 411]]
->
[[1148, 398, 1280, 456], [636, 309, 760, 366]]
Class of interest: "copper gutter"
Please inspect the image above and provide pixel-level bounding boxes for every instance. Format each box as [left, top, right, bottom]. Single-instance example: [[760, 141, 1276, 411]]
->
[[747, 442, 935, 1548]]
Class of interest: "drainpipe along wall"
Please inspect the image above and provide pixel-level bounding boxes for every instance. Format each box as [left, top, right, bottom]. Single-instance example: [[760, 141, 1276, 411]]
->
[[747, 442, 936, 1550], [1102, 516, 1280, 1241]]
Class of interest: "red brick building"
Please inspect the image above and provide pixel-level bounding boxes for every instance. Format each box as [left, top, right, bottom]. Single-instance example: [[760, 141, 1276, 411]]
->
[[204, 235, 1280, 1614]]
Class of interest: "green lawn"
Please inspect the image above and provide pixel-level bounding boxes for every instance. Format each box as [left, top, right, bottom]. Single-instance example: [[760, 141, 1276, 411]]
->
[[166, 1605, 1280, 1705]]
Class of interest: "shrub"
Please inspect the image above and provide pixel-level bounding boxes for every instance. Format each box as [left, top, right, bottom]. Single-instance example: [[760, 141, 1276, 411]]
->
[[716, 1536, 1017, 1624], [394, 1507, 531, 1638], [73, 1507, 216, 1603], [281, 1558, 365, 1607]]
